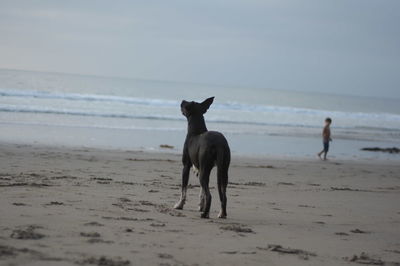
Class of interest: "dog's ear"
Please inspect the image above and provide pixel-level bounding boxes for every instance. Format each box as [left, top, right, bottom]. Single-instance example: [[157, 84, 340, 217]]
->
[[200, 97, 214, 113]]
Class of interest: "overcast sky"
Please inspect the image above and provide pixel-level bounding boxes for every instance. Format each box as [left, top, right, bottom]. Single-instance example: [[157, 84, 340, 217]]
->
[[0, 0, 399, 98]]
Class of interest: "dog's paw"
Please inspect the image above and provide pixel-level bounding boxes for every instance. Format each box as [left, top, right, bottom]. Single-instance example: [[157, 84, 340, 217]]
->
[[218, 211, 227, 219], [173, 202, 184, 210], [200, 212, 210, 219]]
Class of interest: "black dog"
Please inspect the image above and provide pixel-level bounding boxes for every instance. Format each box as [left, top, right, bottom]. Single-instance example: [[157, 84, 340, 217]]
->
[[174, 97, 231, 218]]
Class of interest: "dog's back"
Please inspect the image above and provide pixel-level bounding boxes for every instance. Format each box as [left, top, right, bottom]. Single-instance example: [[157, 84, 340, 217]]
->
[[190, 131, 230, 170]]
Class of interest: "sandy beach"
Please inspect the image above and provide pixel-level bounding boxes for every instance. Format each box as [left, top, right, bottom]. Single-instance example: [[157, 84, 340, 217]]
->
[[0, 143, 399, 266]]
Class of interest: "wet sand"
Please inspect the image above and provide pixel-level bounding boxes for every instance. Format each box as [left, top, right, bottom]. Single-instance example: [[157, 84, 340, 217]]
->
[[0, 143, 399, 266]]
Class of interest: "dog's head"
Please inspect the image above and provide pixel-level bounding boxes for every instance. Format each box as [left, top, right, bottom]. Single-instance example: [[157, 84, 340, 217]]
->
[[181, 97, 214, 118]]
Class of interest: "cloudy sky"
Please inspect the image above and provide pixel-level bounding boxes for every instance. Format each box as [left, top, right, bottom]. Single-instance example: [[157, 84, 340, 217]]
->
[[0, 0, 399, 98]]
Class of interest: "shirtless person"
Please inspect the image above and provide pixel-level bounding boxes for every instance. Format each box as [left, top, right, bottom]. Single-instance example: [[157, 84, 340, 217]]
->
[[318, 117, 332, 160]]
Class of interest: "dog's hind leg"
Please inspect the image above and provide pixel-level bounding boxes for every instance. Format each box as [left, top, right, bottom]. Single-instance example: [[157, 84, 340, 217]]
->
[[217, 147, 230, 218], [197, 166, 206, 211], [198, 186, 206, 212], [217, 166, 228, 218], [199, 166, 212, 218], [174, 164, 190, 210]]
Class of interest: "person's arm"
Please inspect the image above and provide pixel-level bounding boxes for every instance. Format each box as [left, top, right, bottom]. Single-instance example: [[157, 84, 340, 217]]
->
[[322, 127, 332, 141], [322, 127, 328, 139]]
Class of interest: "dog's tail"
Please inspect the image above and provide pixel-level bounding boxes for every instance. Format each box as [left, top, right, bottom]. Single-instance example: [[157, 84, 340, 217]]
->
[[216, 144, 230, 187]]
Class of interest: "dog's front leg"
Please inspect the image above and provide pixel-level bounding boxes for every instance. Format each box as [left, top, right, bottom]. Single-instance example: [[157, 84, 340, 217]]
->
[[174, 164, 190, 209]]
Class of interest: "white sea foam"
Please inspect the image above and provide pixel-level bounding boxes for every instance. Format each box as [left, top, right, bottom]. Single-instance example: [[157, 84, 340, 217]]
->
[[1, 88, 400, 127], [0, 88, 179, 107]]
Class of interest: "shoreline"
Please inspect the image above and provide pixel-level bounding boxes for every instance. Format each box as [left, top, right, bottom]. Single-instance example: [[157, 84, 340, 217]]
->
[[1, 141, 400, 166], [1, 142, 399, 265], [1, 122, 399, 162]]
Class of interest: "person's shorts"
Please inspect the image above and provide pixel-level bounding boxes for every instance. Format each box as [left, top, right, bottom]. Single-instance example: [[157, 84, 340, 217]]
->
[[323, 141, 329, 152]]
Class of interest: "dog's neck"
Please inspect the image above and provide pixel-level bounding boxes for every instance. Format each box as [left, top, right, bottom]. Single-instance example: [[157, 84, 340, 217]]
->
[[186, 115, 208, 136]]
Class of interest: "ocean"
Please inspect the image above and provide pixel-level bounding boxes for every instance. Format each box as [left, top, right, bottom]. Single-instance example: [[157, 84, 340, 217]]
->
[[1, 68, 399, 160]]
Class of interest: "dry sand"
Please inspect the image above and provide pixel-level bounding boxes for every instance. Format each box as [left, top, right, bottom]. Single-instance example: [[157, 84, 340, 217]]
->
[[0, 143, 399, 266]]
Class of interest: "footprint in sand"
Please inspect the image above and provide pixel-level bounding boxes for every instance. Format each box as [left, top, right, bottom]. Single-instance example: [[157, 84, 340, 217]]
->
[[150, 223, 166, 227], [79, 256, 130, 266], [346, 252, 385, 265], [220, 251, 238, 254], [10, 225, 45, 240], [241, 251, 257, 254], [0, 245, 22, 257], [243, 182, 266, 186], [80, 232, 115, 244], [80, 232, 101, 238], [220, 224, 254, 234], [298, 204, 316, 208], [350, 228, 370, 234], [83, 221, 104, 226], [261, 244, 316, 260], [335, 232, 350, 236], [155, 204, 186, 217], [130, 208, 150, 212], [102, 216, 154, 221], [87, 238, 114, 244], [50, 175, 77, 180], [12, 202, 28, 206], [45, 201, 64, 206], [0, 244, 64, 262], [277, 182, 294, 186], [158, 253, 174, 259]]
